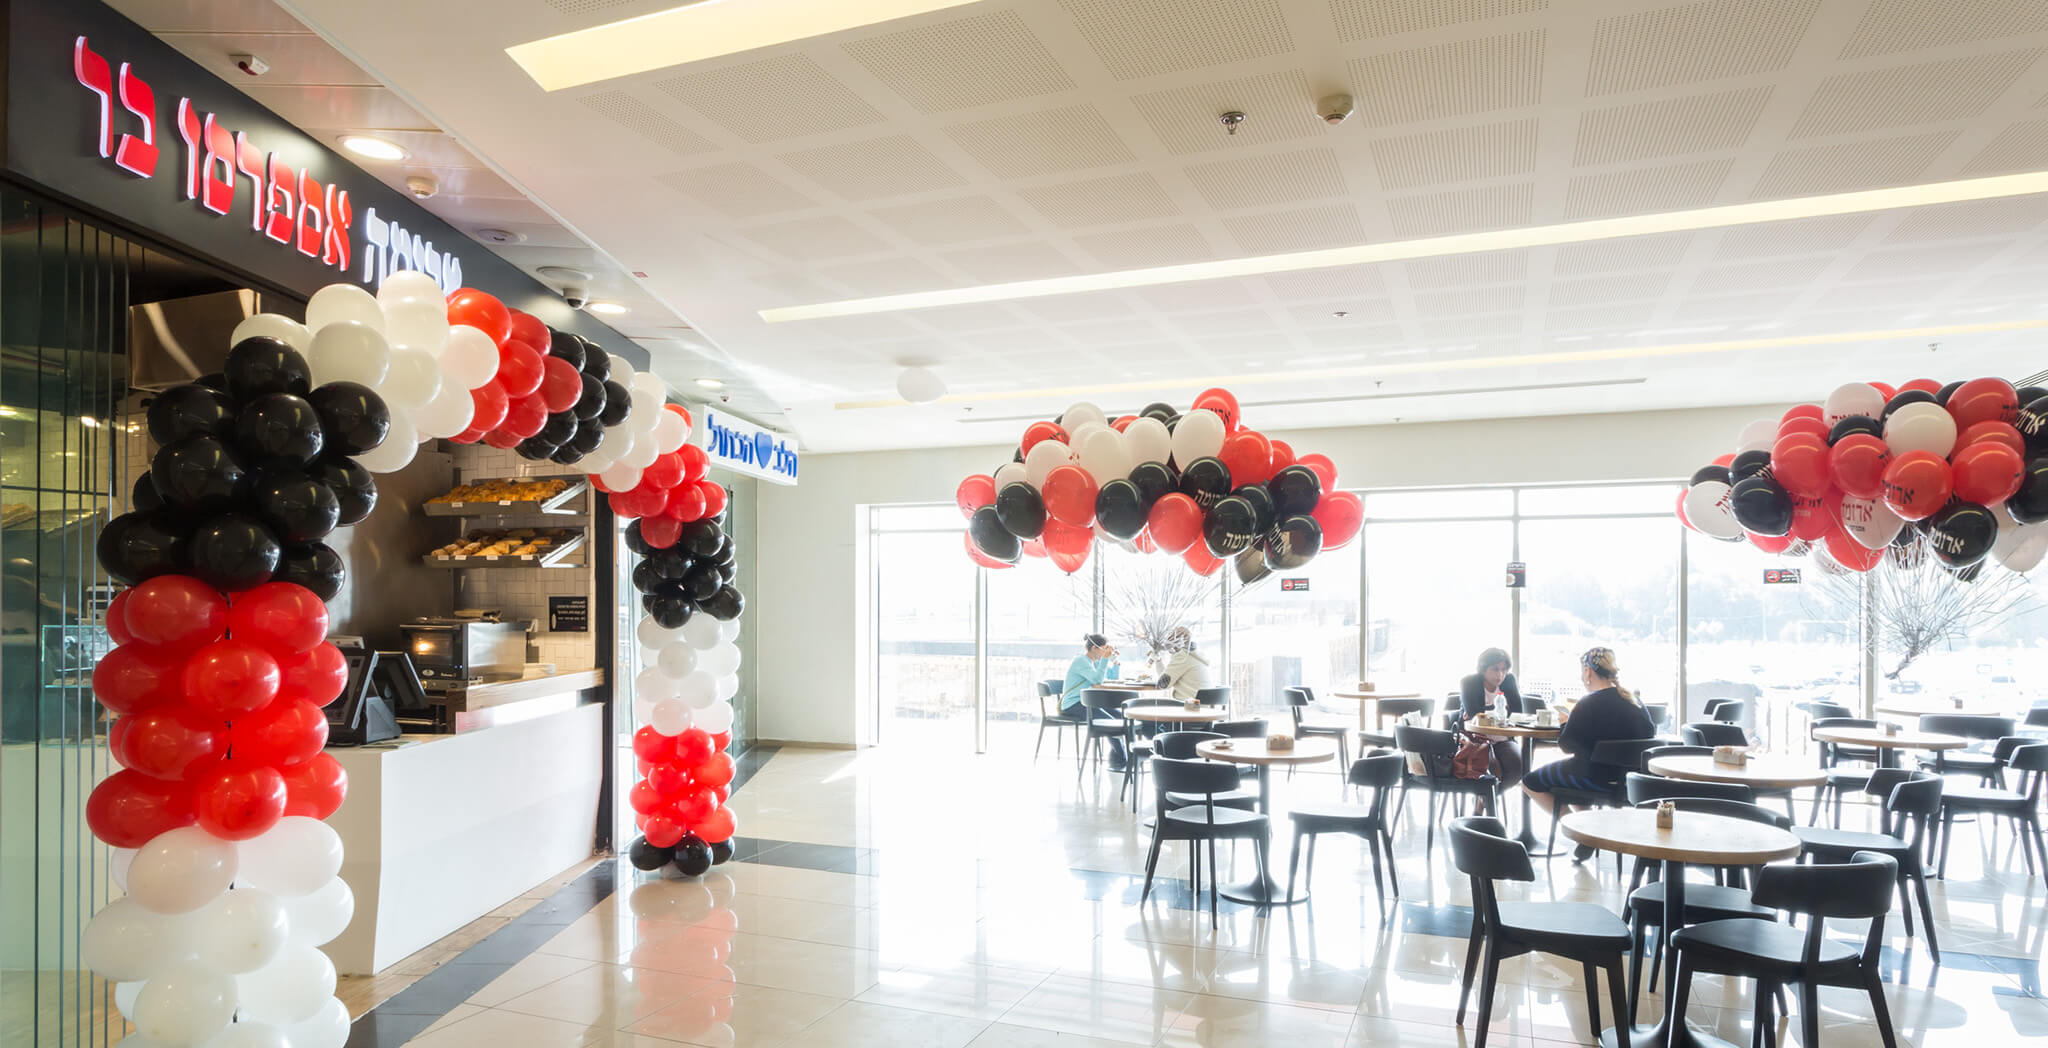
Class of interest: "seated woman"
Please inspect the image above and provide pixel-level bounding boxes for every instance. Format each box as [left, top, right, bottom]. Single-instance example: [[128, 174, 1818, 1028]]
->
[[1522, 647, 1656, 859], [1061, 634, 1128, 767], [1459, 647, 1522, 724], [1156, 626, 1211, 701]]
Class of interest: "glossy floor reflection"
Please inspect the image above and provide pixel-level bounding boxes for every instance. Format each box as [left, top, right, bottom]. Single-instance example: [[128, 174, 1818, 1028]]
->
[[394, 735, 2046, 1046]]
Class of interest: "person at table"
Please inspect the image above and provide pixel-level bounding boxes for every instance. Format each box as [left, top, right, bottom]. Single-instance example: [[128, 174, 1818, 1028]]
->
[[1459, 647, 1522, 724], [1062, 634, 1130, 768], [1523, 647, 1656, 861], [1156, 626, 1211, 701]]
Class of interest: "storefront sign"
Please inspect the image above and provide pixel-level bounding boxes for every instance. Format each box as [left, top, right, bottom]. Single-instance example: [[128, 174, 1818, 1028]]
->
[[548, 596, 589, 632], [695, 408, 798, 486], [1505, 562, 1526, 588], [1764, 568, 1801, 585], [1280, 578, 1308, 592]]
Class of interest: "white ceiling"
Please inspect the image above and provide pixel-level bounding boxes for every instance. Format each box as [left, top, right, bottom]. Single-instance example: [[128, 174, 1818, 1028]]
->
[[237, 0, 2048, 450]]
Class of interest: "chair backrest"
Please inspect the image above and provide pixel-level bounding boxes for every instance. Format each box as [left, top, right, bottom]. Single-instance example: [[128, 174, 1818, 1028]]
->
[[1642, 744, 1713, 766], [1637, 796, 1792, 831], [1153, 730, 1225, 759], [1126, 698, 1179, 709], [1754, 851, 1898, 968], [1079, 688, 1126, 713], [1378, 697, 1434, 719], [1704, 698, 1744, 723], [1813, 716, 1878, 732], [2026, 706, 2048, 728], [1283, 686, 1311, 708], [2008, 742, 2048, 801], [1589, 738, 1662, 776], [1683, 722, 1747, 747], [1883, 772, 1943, 818], [1625, 771, 1756, 805], [1918, 714, 2015, 744], [1194, 686, 1231, 707], [1348, 751, 1405, 789], [1448, 817, 1533, 932], [1804, 701, 1855, 721], [1214, 718, 1267, 738], [1150, 755, 1243, 798], [1395, 724, 1459, 758], [1297, 685, 1319, 705]]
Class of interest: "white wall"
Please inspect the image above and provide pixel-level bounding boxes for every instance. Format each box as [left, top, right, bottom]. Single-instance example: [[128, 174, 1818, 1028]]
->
[[755, 404, 1777, 746]]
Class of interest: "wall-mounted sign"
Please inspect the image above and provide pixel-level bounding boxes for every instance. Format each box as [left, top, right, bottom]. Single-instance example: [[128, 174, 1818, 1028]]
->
[[1280, 578, 1309, 592], [1764, 568, 1801, 585], [1505, 562, 1526, 588], [548, 595, 589, 632], [694, 408, 797, 486]]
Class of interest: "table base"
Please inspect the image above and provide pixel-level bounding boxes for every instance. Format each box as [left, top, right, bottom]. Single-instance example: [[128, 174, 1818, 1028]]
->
[[1600, 1020, 1743, 1048], [1220, 872, 1309, 907]]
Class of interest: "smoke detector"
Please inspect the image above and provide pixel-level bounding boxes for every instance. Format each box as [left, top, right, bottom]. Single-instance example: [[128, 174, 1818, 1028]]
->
[[537, 266, 595, 283], [404, 175, 438, 200], [476, 228, 524, 244]]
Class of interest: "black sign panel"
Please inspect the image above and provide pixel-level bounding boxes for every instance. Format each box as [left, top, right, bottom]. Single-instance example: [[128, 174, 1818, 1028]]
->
[[548, 595, 589, 633], [1506, 562, 1526, 589]]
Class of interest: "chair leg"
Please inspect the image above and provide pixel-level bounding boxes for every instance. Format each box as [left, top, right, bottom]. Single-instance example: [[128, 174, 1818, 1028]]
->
[[1649, 924, 1665, 995], [1626, 912, 1648, 1009], [1474, 937, 1503, 1048], [1365, 831, 1387, 918], [1425, 790, 1440, 859], [1394, 779, 1411, 830], [1808, 785, 1824, 826], [1799, 978, 1821, 1048], [1383, 826, 1402, 898], [2030, 816, 2048, 878], [1750, 981, 1773, 1048], [1207, 838, 1220, 930], [1305, 832, 1319, 887], [1140, 827, 1164, 904], [1035, 722, 1046, 760], [1581, 961, 1602, 1042], [1912, 872, 1940, 962], [1936, 811, 1956, 880], [1286, 828, 1305, 901], [1863, 966, 1900, 1048], [1894, 868, 1915, 942], [1604, 953, 1632, 1039], [1190, 836, 1200, 899], [1456, 916, 1484, 1025], [1668, 955, 1698, 1039]]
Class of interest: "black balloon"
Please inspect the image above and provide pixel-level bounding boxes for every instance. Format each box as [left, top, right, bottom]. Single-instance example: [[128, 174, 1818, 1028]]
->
[[682, 520, 724, 558], [2016, 396, 2048, 457], [1828, 415, 1883, 445], [1729, 476, 1793, 536], [152, 435, 247, 512], [995, 482, 1047, 539], [1731, 449, 1774, 483], [251, 471, 340, 544], [650, 546, 696, 581], [1234, 546, 1272, 587], [1268, 465, 1322, 518], [702, 584, 745, 621], [631, 560, 668, 594], [548, 329, 587, 370], [236, 393, 325, 467], [2008, 456, 2048, 525], [1936, 381, 1964, 406], [682, 563, 722, 601], [1927, 500, 1996, 568], [1952, 560, 1985, 583], [132, 472, 164, 513], [1202, 495, 1258, 557], [1235, 484, 1275, 533], [306, 382, 391, 456], [1095, 480, 1146, 540], [148, 384, 236, 446], [574, 375, 607, 420], [188, 514, 280, 592], [549, 446, 586, 466], [223, 336, 312, 401], [709, 839, 734, 865], [194, 372, 229, 393], [1689, 464, 1731, 487], [2016, 386, 2047, 407], [580, 338, 610, 382], [515, 436, 557, 461], [1165, 413, 1183, 432], [625, 523, 655, 557], [540, 411, 579, 446], [716, 561, 736, 585], [1127, 461, 1175, 508], [599, 380, 632, 426], [647, 592, 695, 629], [1140, 402, 1176, 424], [968, 505, 1020, 563], [1883, 390, 1937, 417], [1179, 457, 1232, 507], [309, 457, 377, 525], [628, 836, 672, 871], [1264, 514, 1324, 570], [672, 835, 713, 877], [569, 421, 607, 454], [97, 511, 189, 585], [274, 543, 345, 601]]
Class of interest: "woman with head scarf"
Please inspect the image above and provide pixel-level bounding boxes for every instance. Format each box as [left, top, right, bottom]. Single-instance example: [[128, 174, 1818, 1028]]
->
[[1156, 626, 1211, 701], [1521, 647, 1655, 859]]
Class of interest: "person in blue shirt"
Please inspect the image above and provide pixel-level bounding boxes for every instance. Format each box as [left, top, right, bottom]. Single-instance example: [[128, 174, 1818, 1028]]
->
[[1062, 634, 1127, 767]]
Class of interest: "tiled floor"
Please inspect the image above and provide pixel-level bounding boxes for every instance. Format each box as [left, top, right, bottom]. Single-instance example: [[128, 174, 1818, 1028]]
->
[[375, 735, 2047, 1047]]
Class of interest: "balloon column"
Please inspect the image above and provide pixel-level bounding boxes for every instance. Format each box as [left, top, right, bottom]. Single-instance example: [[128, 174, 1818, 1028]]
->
[[1676, 377, 2048, 575], [956, 389, 1361, 585]]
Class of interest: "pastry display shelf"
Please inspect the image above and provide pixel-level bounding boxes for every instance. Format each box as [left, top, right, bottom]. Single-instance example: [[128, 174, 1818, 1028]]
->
[[422, 478, 588, 517]]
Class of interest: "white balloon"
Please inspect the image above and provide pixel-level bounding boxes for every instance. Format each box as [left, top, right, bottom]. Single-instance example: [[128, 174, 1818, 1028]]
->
[[284, 876, 354, 949], [414, 379, 475, 439], [236, 818, 343, 899], [1682, 481, 1743, 541], [1065, 422, 1107, 451], [1840, 495, 1905, 550], [632, 694, 657, 727], [992, 462, 1027, 491], [305, 283, 383, 334], [1735, 417, 1778, 455], [713, 674, 738, 702], [657, 642, 698, 679], [198, 1020, 290, 1048], [1122, 416, 1171, 467], [604, 427, 637, 464], [235, 947, 335, 1025], [693, 700, 734, 734], [717, 618, 740, 644], [84, 899, 197, 981], [230, 314, 310, 356], [306, 321, 390, 388], [636, 667, 680, 702], [285, 998, 350, 1048], [1075, 426, 1130, 485], [381, 297, 449, 357], [352, 406, 417, 474], [601, 460, 643, 492], [699, 641, 741, 677], [682, 613, 723, 651], [896, 366, 945, 403], [112, 847, 139, 892], [679, 671, 717, 709], [192, 888, 288, 975], [1823, 382, 1886, 427], [440, 325, 499, 390], [116, 980, 144, 1019], [1999, 522, 2048, 572], [630, 372, 667, 400], [629, 385, 663, 424], [1884, 402, 1958, 458], [128, 826, 238, 915], [134, 962, 237, 1047], [651, 698, 690, 735], [652, 410, 689, 454], [377, 347, 442, 411], [1168, 409, 1225, 467], [1062, 402, 1107, 432], [1023, 439, 1072, 488], [637, 616, 681, 651], [622, 435, 659, 470], [376, 270, 442, 307]]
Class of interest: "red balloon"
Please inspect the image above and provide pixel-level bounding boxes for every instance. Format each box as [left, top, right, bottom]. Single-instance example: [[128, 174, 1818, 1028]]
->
[[671, 787, 715, 828], [1192, 388, 1241, 432], [1776, 416, 1829, 443], [1883, 450, 1954, 521], [496, 342, 545, 398], [1675, 488, 1696, 532], [1825, 527, 1886, 572], [1050, 544, 1090, 575], [1711, 453, 1736, 468], [629, 780, 663, 814], [1958, 419, 2026, 458], [276, 642, 348, 707], [964, 531, 1016, 570], [1828, 434, 1891, 499], [1770, 433, 1830, 499], [1789, 492, 1833, 542], [1218, 431, 1273, 486], [539, 357, 583, 413], [1042, 465, 1098, 527], [676, 728, 715, 766], [504, 394, 548, 439], [696, 805, 736, 844], [645, 451, 686, 490], [1296, 453, 1338, 492], [1111, 415, 1135, 432], [1147, 493, 1204, 554], [699, 481, 727, 519], [1780, 404, 1824, 426], [1867, 381, 1897, 401], [679, 444, 709, 483], [227, 699, 329, 766], [1183, 545, 1225, 577], [1020, 421, 1067, 457], [111, 705, 228, 780], [1268, 439, 1296, 477], [643, 813, 686, 849], [508, 310, 549, 353], [483, 426, 522, 450], [1949, 377, 2020, 430], [1897, 378, 1944, 397], [647, 762, 692, 798], [280, 753, 347, 819], [124, 575, 228, 651], [1748, 531, 1796, 554], [640, 515, 683, 549], [664, 484, 708, 522], [1042, 517, 1092, 556], [632, 483, 672, 519], [692, 752, 736, 789], [1021, 536, 1048, 559], [86, 770, 194, 848], [470, 382, 510, 433], [106, 590, 137, 646], [193, 762, 288, 841], [226, 582, 328, 654], [607, 490, 642, 520], [1952, 440, 2024, 505], [1311, 490, 1364, 550], [633, 725, 679, 763], [446, 288, 512, 346], [182, 639, 281, 717], [93, 642, 187, 716], [450, 425, 488, 445], [955, 475, 997, 519], [665, 403, 693, 431], [711, 731, 731, 753]]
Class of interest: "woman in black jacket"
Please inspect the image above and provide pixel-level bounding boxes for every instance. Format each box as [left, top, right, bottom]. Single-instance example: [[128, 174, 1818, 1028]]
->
[[1459, 647, 1521, 723], [1523, 647, 1655, 822]]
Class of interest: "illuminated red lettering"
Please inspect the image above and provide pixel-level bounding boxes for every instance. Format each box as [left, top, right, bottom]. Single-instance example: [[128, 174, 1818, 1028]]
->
[[113, 64, 158, 177], [296, 170, 326, 258], [325, 188, 353, 273], [234, 132, 266, 231], [264, 153, 296, 244], [196, 113, 236, 215], [74, 37, 114, 158]]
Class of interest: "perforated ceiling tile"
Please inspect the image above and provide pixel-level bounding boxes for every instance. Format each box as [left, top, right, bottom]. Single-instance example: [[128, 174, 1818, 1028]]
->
[[1747, 131, 1957, 199], [1348, 31, 1546, 128], [1883, 197, 2048, 243], [1690, 256, 1835, 295], [1840, 0, 2048, 60], [1300, 324, 1406, 352], [1263, 265, 1386, 302], [1564, 158, 1733, 220], [1059, 0, 1295, 81], [944, 105, 1136, 179], [1843, 242, 2010, 282], [1168, 308, 1284, 336], [1713, 214, 1876, 258], [1554, 233, 1695, 275], [812, 257, 953, 296], [577, 91, 715, 154], [907, 302, 1035, 333], [1789, 50, 2041, 140], [1548, 272, 1672, 307], [1403, 250, 1528, 290], [1419, 313, 1524, 341], [1960, 267, 2048, 300], [1019, 292, 1140, 322], [1130, 70, 1324, 155], [1960, 119, 2048, 176], [735, 215, 890, 260], [806, 313, 926, 343], [940, 242, 1083, 282], [1667, 291, 1803, 322], [1415, 283, 1524, 318], [1330, 0, 1548, 41], [867, 195, 1028, 245], [1056, 316, 1173, 345], [840, 9, 1074, 114], [654, 163, 815, 218], [656, 54, 882, 144], [776, 135, 967, 201], [1810, 278, 1951, 312], [1288, 300, 1397, 326], [1183, 149, 1348, 211], [1370, 118, 1540, 191], [1385, 183, 1534, 237], [1585, 0, 1821, 96], [1574, 86, 1771, 167], [1224, 204, 1369, 254], [1074, 223, 1217, 268], [1138, 280, 1259, 312], [1017, 172, 1180, 229], [1546, 302, 1661, 332]]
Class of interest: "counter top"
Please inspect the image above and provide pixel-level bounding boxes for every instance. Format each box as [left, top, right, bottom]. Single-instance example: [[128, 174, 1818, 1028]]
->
[[429, 667, 604, 713]]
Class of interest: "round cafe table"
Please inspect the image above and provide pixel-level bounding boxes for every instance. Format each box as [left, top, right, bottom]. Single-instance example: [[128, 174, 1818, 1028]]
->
[[1194, 736, 1336, 906], [1560, 807, 1801, 1048], [1874, 696, 1993, 719], [1468, 721, 1564, 855], [1330, 689, 1424, 733], [1811, 725, 1965, 769], [1122, 705, 1228, 726], [1646, 754, 1826, 790]]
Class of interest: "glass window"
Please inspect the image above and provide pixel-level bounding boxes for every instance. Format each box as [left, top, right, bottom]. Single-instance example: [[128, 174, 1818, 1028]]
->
[[873, 504, 964, 530], [1099, 542, 1222, 687], [1518, 517, 1680, 721], [1363, 488, 1513, 519], [1865, 538, 2044, 722], [1517, 484, 1676, 517], [1227, 541, 1361, 715], [985, 557, 1094, 741], [1363, 520, 1514, 699], [873, 527, 978, 747], [1685, 534, 1858, 750]]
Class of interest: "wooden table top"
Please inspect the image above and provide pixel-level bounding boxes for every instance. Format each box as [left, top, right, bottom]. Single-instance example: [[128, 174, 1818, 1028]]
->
[[1330, 690, 1424, 701], [1812, 726, 1966, 750], [1123, 705, 1228, 723], [1647, 753, 1827, 789], [1095, 681, 1165, 691], [1559, 807, 1801, 865], [1196, 737, 1338, 766], [1468, 721, 1562, 739]]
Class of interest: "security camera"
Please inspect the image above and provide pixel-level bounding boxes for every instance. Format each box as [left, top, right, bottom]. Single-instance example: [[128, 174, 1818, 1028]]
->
[[231, 54, 269, 77], [719, 393, 731, 404], [1318, 93, 1354, 126], [561, 287, 589, 309], [404, 175, 438, 200]]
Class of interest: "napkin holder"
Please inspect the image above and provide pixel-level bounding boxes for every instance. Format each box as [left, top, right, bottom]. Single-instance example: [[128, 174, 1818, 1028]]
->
[[1656, 801, 1675, 829], [1183, 698, 1202, 711], [1712, 745, 1750, 767], [1267, 734, 1296, 752], [1883, 721, 1902, 736]]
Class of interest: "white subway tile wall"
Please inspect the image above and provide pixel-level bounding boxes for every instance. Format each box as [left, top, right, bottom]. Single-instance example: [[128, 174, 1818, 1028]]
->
[[448, 443, 599, 670]]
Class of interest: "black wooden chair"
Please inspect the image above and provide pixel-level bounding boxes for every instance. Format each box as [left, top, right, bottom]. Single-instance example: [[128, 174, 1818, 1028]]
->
[[1448, 816, 1632, 1048], [1794, 769, 1944, 961], [1705, 698, 1746, 724], [1935, 739, 2048, 878], [1076, 688, 1127, 777], [1283, 686, 1351, 781], [1811, 716, 1882, 826], [1364, 696, 1434, 748], [1619, 796, 1784, 1003], [1034, 679, 1082, 760], [1543, 738, 1663, 871], [1117, 697, 1181, 810], [1396, 725, 1497, 861], [1682, 722, 1748, 747], [1193, 685, 1232, 709], [1669, 852, 1903, 1048], [1284, 752, 1403, 914], [1917, 714, 2016, 785], [1140, 757, 1270, 929], [1154, 731, 1258, 812], [1640, 743, 1712, 765]]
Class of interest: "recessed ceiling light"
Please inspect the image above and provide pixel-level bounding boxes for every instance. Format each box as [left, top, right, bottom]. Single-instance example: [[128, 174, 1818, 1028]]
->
[[765, 171, 2048, 323], [339, 135, 408, 161], [0, 406, 18, 417], [506, 0, 984, 91], [695, 378, 725, 389], [79, 415, 101, 428], [586, 301, 629, 315]]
